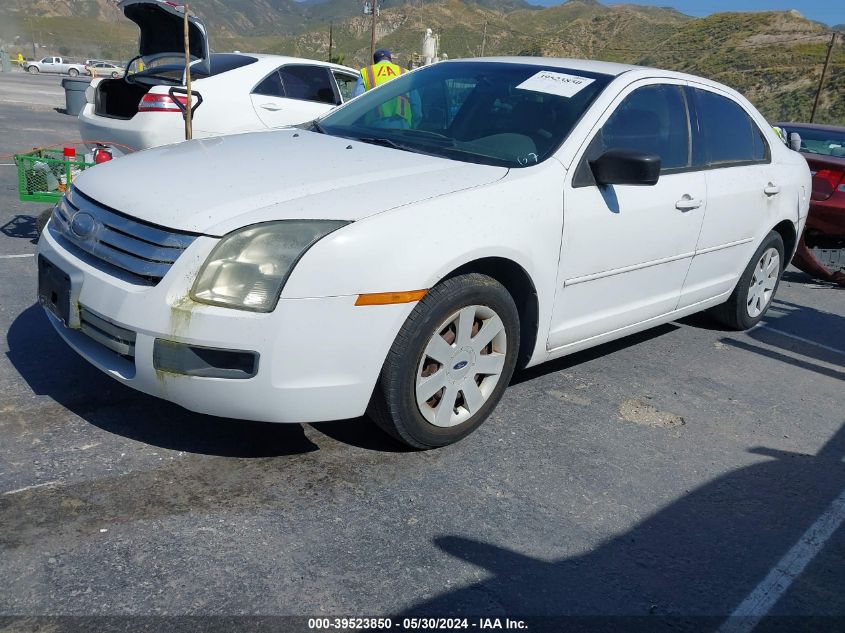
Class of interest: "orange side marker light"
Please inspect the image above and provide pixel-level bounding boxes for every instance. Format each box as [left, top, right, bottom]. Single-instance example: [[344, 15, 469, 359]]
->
[[355, 289, 428, 306]]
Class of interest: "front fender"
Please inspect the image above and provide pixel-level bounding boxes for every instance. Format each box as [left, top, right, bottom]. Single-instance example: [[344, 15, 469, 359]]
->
[[282, 158, 567, 358]]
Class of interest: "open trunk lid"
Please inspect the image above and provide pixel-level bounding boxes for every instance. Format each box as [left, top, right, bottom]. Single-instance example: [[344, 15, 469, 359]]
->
[[94, 1, 210, 120], [120, 0, 210, 75]]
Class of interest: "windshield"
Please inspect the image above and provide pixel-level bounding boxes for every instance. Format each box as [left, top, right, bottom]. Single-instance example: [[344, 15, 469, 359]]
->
[[783, 126, 845, 157], [318, 61, 613, 168]]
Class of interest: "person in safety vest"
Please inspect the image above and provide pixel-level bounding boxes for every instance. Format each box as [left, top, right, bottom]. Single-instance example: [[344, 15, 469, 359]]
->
[[353, 49, 418, 127]]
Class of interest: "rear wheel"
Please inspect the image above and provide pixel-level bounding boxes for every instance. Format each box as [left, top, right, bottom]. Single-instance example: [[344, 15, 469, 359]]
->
[[111, 71, 119, 78], [369, 273, 519, 449], [28, 66, 39, 74], [711, 231, 784, 330], [68, 68, 79, 77]]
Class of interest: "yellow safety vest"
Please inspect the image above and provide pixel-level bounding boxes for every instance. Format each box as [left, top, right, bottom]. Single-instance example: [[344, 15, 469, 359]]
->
[[360, 61, 412, 124]]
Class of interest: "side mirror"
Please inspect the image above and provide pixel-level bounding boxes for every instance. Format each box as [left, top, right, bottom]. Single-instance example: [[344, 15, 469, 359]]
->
[[590, 149, 660, 186], [787, 132, 802, 152]]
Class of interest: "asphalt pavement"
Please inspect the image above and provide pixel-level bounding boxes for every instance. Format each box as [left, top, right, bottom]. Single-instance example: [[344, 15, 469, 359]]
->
[[0, 71, 843, 632], [0, 70, 68, 111]]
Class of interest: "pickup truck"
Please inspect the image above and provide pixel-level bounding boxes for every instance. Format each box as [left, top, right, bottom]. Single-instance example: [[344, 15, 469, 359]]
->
[[24, 56, 88, 76]]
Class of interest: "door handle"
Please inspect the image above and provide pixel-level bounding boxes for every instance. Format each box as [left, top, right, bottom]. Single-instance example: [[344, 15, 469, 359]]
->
[[764, 183, 781, 196], [260, 103, 282, 111], [675, 195, 703, 211]]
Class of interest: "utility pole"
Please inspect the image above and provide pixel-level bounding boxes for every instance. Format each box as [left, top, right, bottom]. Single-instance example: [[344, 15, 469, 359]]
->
[[28, 18, 36, 58], [810, 32, 837, 123], [369, 0, 378, 62], [480, 21, 488, 57], [328, 22, 333, 62]]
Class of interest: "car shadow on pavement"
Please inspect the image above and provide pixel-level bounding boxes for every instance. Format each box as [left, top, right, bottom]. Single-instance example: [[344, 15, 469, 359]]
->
[[400, 422, 845, 628], [511, 324, 679, 386], [748, 299, 845, 367]]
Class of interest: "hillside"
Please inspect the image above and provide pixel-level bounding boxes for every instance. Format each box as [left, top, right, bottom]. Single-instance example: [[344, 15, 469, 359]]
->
[[0, 0, 841, 124]]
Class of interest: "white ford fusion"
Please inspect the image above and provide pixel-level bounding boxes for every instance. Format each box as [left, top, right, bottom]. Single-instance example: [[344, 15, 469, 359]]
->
[[38, 58, 810, 448]]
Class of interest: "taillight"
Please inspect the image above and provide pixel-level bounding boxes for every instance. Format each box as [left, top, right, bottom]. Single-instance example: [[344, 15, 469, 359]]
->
[[138, 92, 187, 113], [812, 169, 845, 201]]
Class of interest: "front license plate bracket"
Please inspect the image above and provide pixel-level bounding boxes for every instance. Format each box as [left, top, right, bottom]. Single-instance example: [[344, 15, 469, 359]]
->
[[38, 255, 83, 328]]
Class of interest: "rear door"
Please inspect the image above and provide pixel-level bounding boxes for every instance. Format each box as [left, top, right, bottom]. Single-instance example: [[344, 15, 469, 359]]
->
[[250, 64, 340, 128], [678, 86, 777, 308], [548, 80, 706, 349]]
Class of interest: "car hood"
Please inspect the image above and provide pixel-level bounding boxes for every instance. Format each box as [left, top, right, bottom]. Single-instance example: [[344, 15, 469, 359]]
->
[[121, 0, 209, 72], [72, 130, 508, 236]]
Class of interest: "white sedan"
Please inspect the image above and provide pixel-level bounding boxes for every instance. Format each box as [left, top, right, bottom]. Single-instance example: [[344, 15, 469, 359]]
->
[[78, 0, 358, 155], [86, 61, 125, 78], [80, 54, 359, 155], [40, 58, 810, 448]]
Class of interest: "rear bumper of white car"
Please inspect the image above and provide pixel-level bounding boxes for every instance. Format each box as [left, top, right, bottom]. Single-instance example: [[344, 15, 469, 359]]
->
[[79, 104, 184, 154], [37, 223, 412, 423]]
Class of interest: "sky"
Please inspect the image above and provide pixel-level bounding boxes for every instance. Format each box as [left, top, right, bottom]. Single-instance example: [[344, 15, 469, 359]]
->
[[526, 1, 845, 26]]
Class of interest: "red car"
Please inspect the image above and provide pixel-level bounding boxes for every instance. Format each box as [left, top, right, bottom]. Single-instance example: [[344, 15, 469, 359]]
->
[[776, 122, 845, 286]]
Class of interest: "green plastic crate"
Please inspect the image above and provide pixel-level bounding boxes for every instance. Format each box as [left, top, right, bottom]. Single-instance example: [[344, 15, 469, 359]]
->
[[15, 148, 95, 203]]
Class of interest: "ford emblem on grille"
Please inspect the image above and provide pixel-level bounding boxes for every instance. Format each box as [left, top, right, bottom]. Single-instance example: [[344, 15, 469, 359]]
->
[[70, 211, 97, 239]]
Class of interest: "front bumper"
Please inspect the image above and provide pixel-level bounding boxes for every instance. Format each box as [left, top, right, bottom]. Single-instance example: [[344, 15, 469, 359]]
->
[[38, 224, 413, 423]]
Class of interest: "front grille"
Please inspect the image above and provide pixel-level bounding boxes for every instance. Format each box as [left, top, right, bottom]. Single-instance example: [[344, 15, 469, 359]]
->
[[50, 187, 198, 285], [79, 307, 136, 358]]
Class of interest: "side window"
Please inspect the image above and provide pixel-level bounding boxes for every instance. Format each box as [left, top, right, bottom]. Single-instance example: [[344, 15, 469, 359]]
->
[[694, 89, 769, 165], [253, 70, 285, 98], [278, 65, 337, 105], [600, 84, 691, 171], [333, 71, 358, 102]]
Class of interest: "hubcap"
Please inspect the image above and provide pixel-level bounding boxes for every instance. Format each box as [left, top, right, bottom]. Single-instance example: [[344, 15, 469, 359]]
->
[[747, 247, 780, 318], [415, 305, 507, 428]]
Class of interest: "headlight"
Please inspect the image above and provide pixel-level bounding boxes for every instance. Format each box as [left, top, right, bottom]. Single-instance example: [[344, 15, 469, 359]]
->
[[190, 220, 347, 312]]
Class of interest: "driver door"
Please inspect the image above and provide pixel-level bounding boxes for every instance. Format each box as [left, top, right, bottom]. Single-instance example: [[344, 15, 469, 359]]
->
[[547, 80, 706, 350]]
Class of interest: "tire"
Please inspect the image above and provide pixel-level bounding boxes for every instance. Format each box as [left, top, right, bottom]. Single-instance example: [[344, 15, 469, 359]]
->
[[28, 66, 39, 74], [68, 68, 79, 77], [111, 72, 119, 78], [368, 273, 520, 449], [710, 231, 785, 330]]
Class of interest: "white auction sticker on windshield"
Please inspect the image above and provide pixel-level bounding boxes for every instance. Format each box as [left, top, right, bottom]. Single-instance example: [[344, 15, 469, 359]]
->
[[516, 71, 595, 98]]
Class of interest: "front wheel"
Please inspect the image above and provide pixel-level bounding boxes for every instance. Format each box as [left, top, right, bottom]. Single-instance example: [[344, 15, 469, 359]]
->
[[68, 68, 79, 77], [368, 273, 520, 449], [28, 66, 39, 74], [111, 72, 119, 78], [710, 231, 785, 330]]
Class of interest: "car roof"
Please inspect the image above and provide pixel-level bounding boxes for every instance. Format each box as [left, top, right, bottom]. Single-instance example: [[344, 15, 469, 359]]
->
[[459, 56, 642, 77], [227, 52, 357, 75]]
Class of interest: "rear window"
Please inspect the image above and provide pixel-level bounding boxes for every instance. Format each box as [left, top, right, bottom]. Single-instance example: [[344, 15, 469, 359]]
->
[[205, 54, 258, 77], [136, 53, 258, 82]]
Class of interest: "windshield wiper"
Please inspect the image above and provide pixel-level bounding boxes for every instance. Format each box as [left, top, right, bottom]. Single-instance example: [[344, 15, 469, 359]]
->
[[354, 137, 447, 157], [393, 129, 455, 146], [355, 137, 409, 150]]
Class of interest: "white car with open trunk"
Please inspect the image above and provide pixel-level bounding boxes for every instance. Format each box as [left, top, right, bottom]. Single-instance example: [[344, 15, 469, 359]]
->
[[78, 0, 358, 156], [39, 57, 810, 448]]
